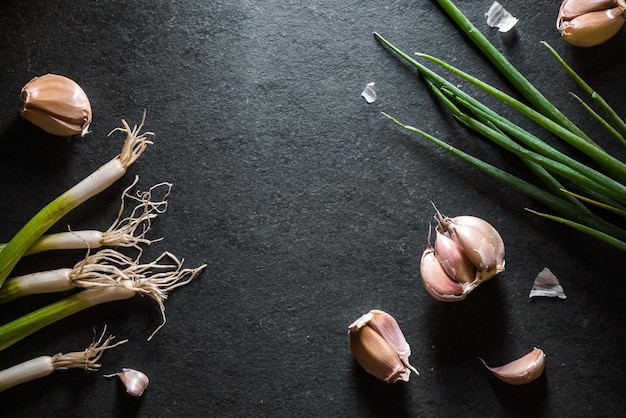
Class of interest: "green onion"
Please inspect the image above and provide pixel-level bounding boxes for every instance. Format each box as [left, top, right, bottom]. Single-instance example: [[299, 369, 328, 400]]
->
[[0, 252, 206, 351], [0, 328, 125, 392]]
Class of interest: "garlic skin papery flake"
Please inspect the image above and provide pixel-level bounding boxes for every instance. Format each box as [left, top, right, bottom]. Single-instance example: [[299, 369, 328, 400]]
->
[[557, 0, 626, 47], [105, 368, 149, 397], [485, 1, 519, 33], [348, 310, 418, 383], [361, 82, 376, 103], [20, 74, 92, 136], [435, 207, 505, 286], [529, 267, 567, 299], [480, 348, 546, 385]]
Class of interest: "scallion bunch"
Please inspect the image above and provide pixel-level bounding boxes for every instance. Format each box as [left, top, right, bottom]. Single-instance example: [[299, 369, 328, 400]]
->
[[0, 109, 206, 392], [375, 0, 626, 253]]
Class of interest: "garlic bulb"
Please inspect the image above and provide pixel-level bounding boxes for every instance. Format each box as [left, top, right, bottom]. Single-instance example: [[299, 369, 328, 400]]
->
[[479, 347, 546, 385], [20, 74, 92, 136], [557, 0, 626, 47], [348, 310, 418, 383], [418, 205, 505, 302], [105, 368, 149, 396]]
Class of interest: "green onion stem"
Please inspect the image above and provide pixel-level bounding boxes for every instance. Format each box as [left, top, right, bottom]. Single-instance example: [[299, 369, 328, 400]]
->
[[568, 92, 626, 145], [446, 93, 626, 206], [526, 209, 626, 253], [416, 52, 626, 182], [0, 287, 135, 352]]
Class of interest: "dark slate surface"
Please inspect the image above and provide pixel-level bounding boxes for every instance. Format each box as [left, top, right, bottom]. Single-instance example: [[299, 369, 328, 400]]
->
[[1, 1, 625, 416]]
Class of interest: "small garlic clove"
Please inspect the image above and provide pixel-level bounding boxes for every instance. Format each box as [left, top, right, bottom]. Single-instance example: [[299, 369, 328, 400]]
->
[[558, 6, 626, 47], [365, 310, 412, 363], [106, 368, 149, 396], [20, 74, 92, 136], [442, 215, 505, 282], [434, 226, 476, 285], [420, 245, 467, 302], [480, 348, 546, 385], [348, 310, 418, 383]]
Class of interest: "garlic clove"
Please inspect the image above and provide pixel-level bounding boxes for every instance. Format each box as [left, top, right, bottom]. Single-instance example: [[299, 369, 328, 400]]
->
[[558, 0, 619, 21], [444, 216, 505, 281], [559, 7, 626, 47], [420, 245, 467, 302], [105, 368, 149, 396], [20, 74, 92, 136], [364, 310, 412, 364], [434, 226, 476, 284], [348, 310, 418, 383], [480, 348, 546, 385]]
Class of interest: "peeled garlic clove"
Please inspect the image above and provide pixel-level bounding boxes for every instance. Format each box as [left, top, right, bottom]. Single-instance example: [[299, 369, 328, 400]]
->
[[480, 348, 546, 385], [434, 227, 476, 285], [20, 74, 92, 136], [420, 245, 467, 302], [348, 310, 418, 383], [106, 368, 149, 396], [559, 6, 626, 47]]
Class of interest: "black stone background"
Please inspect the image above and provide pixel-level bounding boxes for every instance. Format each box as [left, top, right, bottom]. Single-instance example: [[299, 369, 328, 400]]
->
[[0, 1, 625, 416]]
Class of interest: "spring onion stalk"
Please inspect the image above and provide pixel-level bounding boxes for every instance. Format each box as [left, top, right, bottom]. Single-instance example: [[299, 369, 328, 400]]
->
[[0, 252, 206, 351], [0, 328, 126, 392], [414, 52, 626, 183], [374, 2, 626, 252], [525, 209, 626, 253], [0, 248, 170, 304], [568, 92, 625, 145], [0, 178, 171, 256], [0, 114, 153, 288]]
